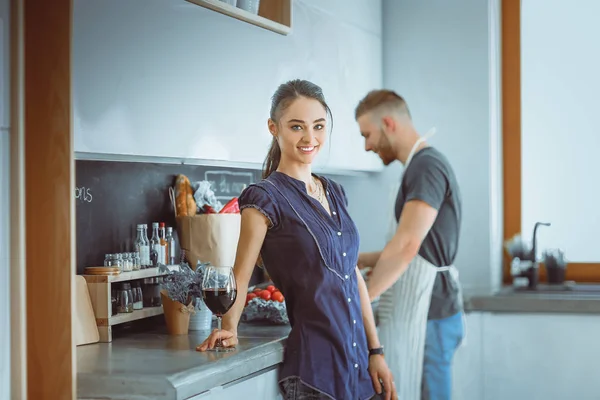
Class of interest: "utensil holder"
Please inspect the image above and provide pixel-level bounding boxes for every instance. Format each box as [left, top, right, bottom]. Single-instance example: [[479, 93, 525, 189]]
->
[[189, 297, 213, 331], [546, 266, 566, 285]]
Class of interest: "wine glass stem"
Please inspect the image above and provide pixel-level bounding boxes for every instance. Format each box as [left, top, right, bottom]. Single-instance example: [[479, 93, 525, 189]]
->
[[216, 316, 222, 347]]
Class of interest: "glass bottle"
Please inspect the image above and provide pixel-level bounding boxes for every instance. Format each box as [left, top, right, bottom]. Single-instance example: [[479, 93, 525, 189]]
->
[[135, 224, 150, 268], [159, 222, 167, 265], [166, 227, 176, 265], [150, 222, 160, 267]]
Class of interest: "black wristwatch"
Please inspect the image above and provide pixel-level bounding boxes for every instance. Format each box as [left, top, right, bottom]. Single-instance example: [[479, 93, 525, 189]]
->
[[369, 346, 384, 357]]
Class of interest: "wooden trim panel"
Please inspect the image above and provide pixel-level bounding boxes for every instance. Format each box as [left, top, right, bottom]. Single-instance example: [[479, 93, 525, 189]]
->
[[24, 0, 74, 398], [501, 0, 600, 283]]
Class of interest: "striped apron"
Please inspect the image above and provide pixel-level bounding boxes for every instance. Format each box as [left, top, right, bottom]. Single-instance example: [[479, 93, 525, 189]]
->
[[376, 129, 463, 400]]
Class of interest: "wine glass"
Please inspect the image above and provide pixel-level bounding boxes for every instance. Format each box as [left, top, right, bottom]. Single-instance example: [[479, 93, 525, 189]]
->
[[201, 266, 237, 352]]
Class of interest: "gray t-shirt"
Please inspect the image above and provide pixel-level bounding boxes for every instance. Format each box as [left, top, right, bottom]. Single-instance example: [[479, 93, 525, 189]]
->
[[394, 147, 462, 320]]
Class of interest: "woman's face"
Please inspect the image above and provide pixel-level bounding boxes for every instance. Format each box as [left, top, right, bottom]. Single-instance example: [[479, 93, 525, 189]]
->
[[269, 96, 328, 166]]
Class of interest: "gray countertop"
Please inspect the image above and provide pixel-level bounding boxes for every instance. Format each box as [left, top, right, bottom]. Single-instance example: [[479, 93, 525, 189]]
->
[[77, 287, 600, 399], [464, 285, 600, 314], [77, 323, 290, 400]]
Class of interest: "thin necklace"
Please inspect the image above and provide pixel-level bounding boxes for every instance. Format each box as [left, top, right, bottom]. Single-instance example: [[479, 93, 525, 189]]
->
[[310, 176, 325, 205]]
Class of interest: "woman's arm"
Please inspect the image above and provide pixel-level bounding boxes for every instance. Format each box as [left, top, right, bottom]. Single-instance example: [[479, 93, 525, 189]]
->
[[356, 266, 380, 349], [222, 208, 269, 333], [356, 266, 396, 399], [197, 208, 268, 350]]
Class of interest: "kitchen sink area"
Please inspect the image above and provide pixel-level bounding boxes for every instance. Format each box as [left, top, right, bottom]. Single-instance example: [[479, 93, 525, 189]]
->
[[510, 283, 600, 296]]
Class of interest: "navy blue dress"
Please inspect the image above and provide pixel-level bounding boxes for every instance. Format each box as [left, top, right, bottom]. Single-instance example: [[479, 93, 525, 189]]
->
[[238, 171, 375, 400]]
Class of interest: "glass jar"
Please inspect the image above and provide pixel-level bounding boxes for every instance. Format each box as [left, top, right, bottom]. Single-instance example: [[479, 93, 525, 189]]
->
[[132, 252, 141, 271], [132, 281, 143, 310], [121, 253, 132, 272], [104, 254, 115, 268], [114, 254, 123, 272], [117, 283, 133, 313], [111, 288, 118, 316], [142, 277, 162, 307]]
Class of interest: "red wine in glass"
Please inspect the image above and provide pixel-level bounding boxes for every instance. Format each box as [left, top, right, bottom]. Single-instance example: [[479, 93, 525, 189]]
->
[[202, 288, 237, 316], [201, 266, 237, 352]]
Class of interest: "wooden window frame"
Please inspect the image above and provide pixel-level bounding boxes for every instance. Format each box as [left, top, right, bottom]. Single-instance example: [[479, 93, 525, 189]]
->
[[501, 0, 600, 283]]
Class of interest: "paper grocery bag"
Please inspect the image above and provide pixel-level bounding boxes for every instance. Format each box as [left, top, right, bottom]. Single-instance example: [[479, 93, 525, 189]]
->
[[175, 214, 241, 269]]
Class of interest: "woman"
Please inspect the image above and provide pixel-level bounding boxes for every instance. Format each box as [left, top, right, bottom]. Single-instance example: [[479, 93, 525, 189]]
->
[[197, 79, 397, 400]]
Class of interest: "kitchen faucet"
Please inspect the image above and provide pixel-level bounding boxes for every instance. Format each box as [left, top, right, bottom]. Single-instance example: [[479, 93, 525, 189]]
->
[[520, 221, 551, 289]]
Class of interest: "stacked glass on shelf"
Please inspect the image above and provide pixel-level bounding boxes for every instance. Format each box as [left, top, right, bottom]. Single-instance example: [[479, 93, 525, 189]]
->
[[110, 278, 163, 316], [104, 252, 141, 272]]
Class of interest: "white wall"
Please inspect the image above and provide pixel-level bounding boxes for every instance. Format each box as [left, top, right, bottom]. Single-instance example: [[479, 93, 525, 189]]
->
[[345, 0, 502, 291], [72, 0, 383, 172], [453, 312, 600, 400], [521, 0, 600, 262], [0, 0, 10, 397]]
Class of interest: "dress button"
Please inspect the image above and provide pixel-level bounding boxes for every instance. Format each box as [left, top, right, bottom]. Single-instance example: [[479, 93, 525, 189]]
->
[[343, 252, 346, 257], [354, 363, 359, 369], [337, 231, 342, 236], [347, 298, 351, 303], [344, 274, 349, 279], [353, 319, 356, 324], [332, 211, 337, 215], [353, 342, 357, 347]]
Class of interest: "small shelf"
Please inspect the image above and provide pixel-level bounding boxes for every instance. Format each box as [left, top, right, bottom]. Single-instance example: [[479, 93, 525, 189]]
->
[[109, 307, 164, 326], [186, 0, 292, 35], [82, 267, 174, 342], [82, 267, 170, 283]]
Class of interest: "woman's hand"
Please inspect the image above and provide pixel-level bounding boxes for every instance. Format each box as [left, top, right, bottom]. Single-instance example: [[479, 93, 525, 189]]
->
[[368, 355, 397, 400], [195, 328, 238, 352]]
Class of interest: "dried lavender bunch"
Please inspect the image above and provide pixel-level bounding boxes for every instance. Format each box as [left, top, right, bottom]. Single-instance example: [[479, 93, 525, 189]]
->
[[159, 263, 196, 304]]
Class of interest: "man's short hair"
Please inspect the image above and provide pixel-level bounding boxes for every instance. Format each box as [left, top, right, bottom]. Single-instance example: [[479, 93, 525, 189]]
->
[[354, 90, 411, 121]]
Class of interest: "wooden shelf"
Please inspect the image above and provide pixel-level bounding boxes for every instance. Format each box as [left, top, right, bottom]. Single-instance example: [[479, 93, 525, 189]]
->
[[186, 0, 292, 35], [82, 267, 169, 283], [82, 267, 172, 342], [109, 307, 164, 326]]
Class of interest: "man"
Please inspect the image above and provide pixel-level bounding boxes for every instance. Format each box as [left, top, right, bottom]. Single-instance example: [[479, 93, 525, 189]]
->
[[354, 90, 464, 400]]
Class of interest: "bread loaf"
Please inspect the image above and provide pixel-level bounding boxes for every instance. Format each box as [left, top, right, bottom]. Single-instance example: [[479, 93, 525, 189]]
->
[[175, 174, 197, 217]]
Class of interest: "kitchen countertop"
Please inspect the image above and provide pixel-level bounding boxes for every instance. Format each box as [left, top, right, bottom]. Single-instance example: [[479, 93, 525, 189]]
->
[[464, 285, 600, 314], [77, 286, 600, 399], [77, 323, 290, 400]]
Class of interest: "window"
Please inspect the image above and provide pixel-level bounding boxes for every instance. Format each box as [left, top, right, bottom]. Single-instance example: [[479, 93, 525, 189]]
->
[[502, 0, 600, 282]]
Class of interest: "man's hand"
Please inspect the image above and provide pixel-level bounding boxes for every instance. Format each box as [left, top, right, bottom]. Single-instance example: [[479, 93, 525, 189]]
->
[[358, 251, 382, 270], [369, 355, 397, 400]]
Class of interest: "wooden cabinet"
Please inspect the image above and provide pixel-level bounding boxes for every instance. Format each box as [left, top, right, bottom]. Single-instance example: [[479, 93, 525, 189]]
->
[[186, 0, 291, 35]]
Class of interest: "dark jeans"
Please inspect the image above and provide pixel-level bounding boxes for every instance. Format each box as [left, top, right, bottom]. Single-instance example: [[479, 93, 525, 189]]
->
[[280, 377, 386, 400]]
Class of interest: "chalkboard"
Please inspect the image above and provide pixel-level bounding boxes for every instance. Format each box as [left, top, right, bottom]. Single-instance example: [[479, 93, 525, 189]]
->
[[75, 160, 263, 283]]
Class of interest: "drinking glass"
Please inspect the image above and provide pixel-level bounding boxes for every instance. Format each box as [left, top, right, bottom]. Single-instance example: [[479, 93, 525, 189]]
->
[[201, 266, 237, 352]]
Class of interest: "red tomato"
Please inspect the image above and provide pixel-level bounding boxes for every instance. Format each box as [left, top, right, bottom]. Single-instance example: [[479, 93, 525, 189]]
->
[[266, 285, 276, 293], [260, 290, 272, 300], [253, 288, 263, 294], [245, 292, 257, 306], [271, 291, 284, 303]]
